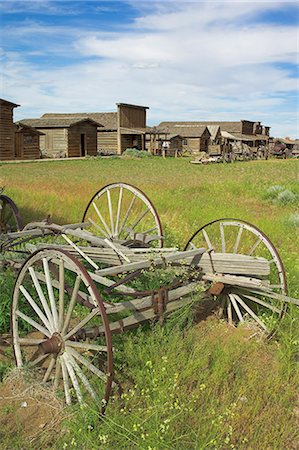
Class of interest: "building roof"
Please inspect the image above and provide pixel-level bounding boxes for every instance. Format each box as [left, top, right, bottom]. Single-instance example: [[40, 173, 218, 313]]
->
[[159, 121, 242, 134], [207, 125, 221, 141], [18, 117, 103, 129], [157, 122, 210, 137], [15, 123, 44, 135], [0, 98, 20, 108], [41, 112, 116, 130], [116, 103, 149, 110]]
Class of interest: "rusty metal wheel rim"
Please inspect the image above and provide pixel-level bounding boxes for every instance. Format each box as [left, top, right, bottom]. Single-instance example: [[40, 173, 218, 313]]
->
[[184, 218, 287, 337], [11, 248, 113, 414], [0, 194, 23, 233], [82, 182, 163, 248]]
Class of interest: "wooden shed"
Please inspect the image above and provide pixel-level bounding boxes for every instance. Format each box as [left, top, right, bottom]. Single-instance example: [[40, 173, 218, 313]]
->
[[157, 122, 211, 155], [15, 123, 44, 160], [19, 118, 101, 158], [40, 103, 149, 155], [0, 98, 19, 160]]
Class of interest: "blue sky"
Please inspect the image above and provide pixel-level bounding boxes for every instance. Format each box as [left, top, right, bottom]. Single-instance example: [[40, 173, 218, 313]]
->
[[0, 0, 298, 137]]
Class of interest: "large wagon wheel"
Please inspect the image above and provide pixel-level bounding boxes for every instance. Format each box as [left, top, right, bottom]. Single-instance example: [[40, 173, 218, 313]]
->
[[82, 183, 163, 247], [0, 194, 23, 233], [11, 249, 113, 413], [184, 218, 287, 337]]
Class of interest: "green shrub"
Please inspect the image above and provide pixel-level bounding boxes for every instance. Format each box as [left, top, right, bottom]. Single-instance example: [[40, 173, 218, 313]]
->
[[276, 189, 297, 205], [287, 213, 299, 227], [122, 149, 152, 158], [265, 185, 284, 199]]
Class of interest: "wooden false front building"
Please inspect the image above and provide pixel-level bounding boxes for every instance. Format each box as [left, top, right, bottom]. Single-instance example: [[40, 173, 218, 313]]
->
[[0, 98, 20, 160], [39, 103, 149, 155], [19, 118, 101, 158]]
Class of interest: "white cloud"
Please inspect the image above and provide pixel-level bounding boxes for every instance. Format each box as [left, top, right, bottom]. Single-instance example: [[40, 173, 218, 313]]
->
[[1, 1, 298, 138]]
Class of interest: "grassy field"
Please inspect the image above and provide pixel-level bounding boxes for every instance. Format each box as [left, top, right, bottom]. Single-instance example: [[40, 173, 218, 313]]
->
[[0, 157, 298, 449]]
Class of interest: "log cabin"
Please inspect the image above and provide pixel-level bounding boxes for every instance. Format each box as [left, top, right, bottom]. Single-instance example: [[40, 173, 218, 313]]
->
[[18, 117, 101, 158]]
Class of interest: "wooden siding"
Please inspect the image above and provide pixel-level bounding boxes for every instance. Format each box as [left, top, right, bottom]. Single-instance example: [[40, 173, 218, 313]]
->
[[39, 129, 67, 157], [0, 103, 15, 160], [241, 120, 255, 135], [97, 131, 118, 154], [168, 137, 183, 156], [121, 134, 142, 153], [119, 105, 146, 128], [68, 122, 97, 157], [15, 130, 40, 159]]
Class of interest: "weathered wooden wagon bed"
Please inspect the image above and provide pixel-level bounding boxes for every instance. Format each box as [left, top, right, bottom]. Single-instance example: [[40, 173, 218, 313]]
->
[[0, 183, 298, 414]]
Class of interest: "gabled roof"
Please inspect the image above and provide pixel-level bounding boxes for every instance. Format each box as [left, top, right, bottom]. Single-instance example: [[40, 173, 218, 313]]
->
[[207, 125, 221, 141], [18, 117, 103, 129], [42, 112, 116, 130], [15, 123, 44, 135], [0, 98, 20, 108], [157, 122, 210, 137]]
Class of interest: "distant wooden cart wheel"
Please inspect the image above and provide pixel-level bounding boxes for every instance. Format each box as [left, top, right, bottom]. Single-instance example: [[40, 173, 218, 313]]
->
[[82, 182, 163, 247], [11, 249, 113, 413], [184, 218, 287, 337], [0, 194, 23, 233]]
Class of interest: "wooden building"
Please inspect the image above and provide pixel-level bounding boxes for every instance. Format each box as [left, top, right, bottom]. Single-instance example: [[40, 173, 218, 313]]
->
[[157, 122, 211, 155], [40, 103, 149, 155], [15, 123, 43, 160], [0, 98, 19, 160], [19, 117, 101, 158]]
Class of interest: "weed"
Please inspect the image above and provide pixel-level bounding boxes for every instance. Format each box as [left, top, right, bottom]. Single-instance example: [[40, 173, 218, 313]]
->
[[276, 189, 297, 205]]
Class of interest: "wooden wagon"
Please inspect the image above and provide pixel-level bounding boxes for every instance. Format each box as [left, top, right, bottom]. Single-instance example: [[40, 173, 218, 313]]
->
[[0, 183, 297, 414]]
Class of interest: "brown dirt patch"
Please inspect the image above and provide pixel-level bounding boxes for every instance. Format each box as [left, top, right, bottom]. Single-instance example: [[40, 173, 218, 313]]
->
[[0, 369, 65, 449]]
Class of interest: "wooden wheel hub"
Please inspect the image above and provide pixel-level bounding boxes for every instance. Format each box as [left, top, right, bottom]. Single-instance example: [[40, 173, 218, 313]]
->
[[39, 332, 64, 355]]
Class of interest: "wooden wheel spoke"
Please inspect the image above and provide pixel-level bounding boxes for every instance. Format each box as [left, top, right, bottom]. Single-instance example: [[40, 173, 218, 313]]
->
[[16, 310, 51, 337], [87, 218, 110, 238], [29, 353, 49, 367], [63, 354, 83, 404], [115, 186, 123, 237], [229, 294, 244, 322], [61, 275, 81, 336], [118, 194, 136, 235], [248, 238, 262, 256], [67, 353, 97, 400], [106, 188, 114, 237], [233, 293, 268, 331], [220, 223, 226, 253], [58, 260, 65, 332], [65, 340, 108, 353], [19, 285, 52, 331], [233, 227, 243, 254], [227, 297, 233, 325], [54, 357, 61, 391], [63, 307, 99, 340], [202, 229, 213, 250], [123, 208, 150, 239], [236, 292, 281, 314], [29, 267, 55, 332], [42, 258, 59, 329], [67, 347, 108, 383], [61, 357, 71, 405], [43, 355, 56, 382], [92, 201, 111, 236]]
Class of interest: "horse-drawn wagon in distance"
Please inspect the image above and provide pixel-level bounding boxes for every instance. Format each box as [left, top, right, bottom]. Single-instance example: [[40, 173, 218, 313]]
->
[[0, 183, 298, 414]]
